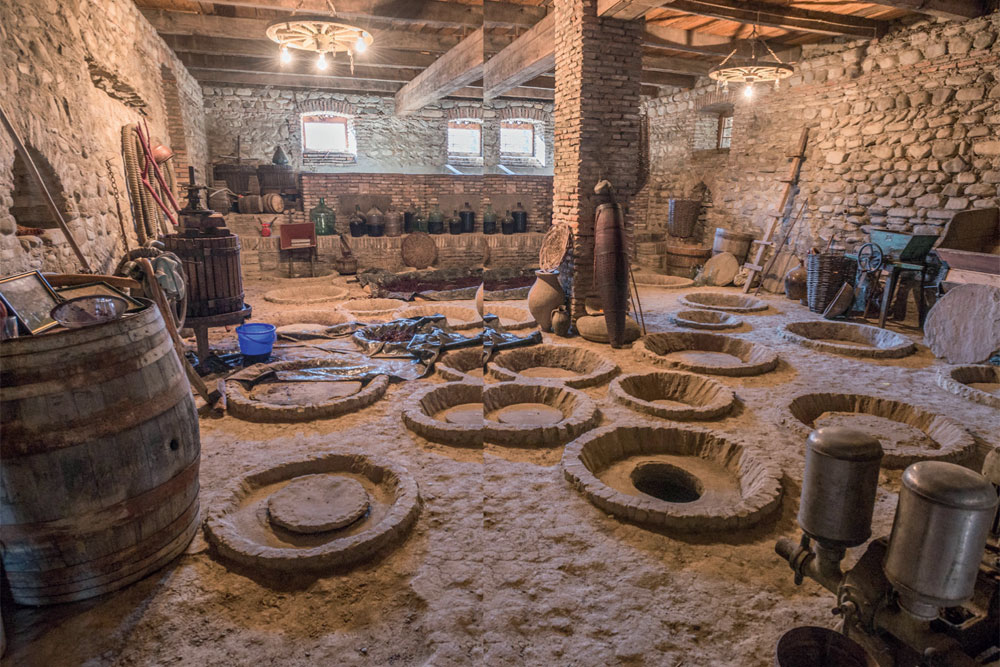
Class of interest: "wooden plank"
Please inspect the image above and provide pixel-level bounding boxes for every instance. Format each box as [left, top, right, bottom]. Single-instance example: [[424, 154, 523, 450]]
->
[[861, 0, 984, 20], [172, 0, 489, 28], [162, 34, 440, 69], [598, 0, 675, 20], [483, 13, 555, 100], [141, 9, 462, 53], [666, 0, 886, 38], [395, 28, 485, 116], [642, 53, 711, 76], [177, 53, 422, 83]]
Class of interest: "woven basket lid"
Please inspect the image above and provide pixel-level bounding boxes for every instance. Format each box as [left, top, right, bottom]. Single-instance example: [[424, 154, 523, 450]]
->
[[539, 225, 571, 271], [402, 232, 437, 269]]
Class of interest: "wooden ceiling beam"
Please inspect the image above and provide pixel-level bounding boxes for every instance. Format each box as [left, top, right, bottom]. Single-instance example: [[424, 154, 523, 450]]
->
[[141, 8, 463, 53], [665, 0, 886, 38], [394, 28, 485, 116], [642, 24, 740, 56], [162, 34, 439, 69], [642, 53, 711, 76], [170, 0, 485, 29], [859, 0, 984, 20], [598, 0, 675, 20], [483, 12, 556, 100], [177, 52, 421, 82], [189, 68, 554, 101]]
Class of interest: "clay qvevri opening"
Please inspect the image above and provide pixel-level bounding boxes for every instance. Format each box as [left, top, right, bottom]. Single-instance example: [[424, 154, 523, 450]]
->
[[204, 451, 420, 572], [632, 273, 695, 289], [488, 344, 619, 388], [482, 304, 536, 330], [935, 365, 1000, 409], [562, 425, 782, 532], [678, 292, 768, 313], [436, 348, 486, 382], [396, 304, 482, 331], [630, 462, 703, 503], [402, 382, 484, 447], [263, 284, 349, 305], [338, 298, 406, 321], [668, 309, 743, 331], [781, 321, 915, 359], [785, 392, 975, 468], [634, 332, 778, 376], [610, 371, 736, 421], [483, 381, 599, 447], [225, 358, 389, 423]]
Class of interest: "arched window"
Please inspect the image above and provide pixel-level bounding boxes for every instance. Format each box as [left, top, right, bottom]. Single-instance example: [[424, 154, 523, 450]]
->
[[302, 112, 357, 157], [447, 118, 482, 157]]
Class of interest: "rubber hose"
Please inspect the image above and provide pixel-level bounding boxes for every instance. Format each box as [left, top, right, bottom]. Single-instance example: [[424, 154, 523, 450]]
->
[[135, 131, 159, 240], [121, 125, 147, 245]]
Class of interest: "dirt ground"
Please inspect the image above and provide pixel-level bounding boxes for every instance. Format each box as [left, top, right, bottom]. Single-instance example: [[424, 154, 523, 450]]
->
[[5, 274, 998, 667]]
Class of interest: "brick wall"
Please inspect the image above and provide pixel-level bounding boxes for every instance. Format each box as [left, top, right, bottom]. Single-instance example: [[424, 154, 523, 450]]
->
[[639, 11, 1000, 256], [553, 0, 644, 320]]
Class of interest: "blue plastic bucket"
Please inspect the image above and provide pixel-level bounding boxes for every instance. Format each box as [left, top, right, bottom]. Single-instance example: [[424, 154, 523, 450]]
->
[[236, 323, 277, 356]]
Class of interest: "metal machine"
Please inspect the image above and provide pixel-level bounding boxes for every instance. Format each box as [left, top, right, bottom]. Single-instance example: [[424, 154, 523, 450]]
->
[[776, 428, 1000, 666]]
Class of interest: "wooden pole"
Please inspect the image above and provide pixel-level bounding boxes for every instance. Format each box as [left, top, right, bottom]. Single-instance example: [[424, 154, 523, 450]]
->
[[0, 103, 91, 272]]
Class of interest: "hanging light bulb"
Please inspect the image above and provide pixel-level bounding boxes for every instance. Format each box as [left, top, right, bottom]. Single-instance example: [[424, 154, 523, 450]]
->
[[744, 83, 754, 99], [280, 45, 291, 64], [316, 52, 327, 70], [354, 36, 367, 54]]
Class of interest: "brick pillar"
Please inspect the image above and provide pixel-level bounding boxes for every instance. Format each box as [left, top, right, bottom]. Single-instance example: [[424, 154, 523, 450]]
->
[[160, 65, 192, 196], [552, 0, 644, 322]]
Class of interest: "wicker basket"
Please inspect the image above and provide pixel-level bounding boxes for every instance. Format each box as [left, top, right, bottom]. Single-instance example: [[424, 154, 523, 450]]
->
[[806, 253, 854, 314], [667, 199, 701, 238]]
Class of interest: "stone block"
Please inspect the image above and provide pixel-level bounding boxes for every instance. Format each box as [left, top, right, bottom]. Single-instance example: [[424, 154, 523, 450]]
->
[[955, 86, 985, 102], [973, 141, 1000, 156], [898, 49, 922, 66], [931, 88, 954, 105], [931, 141, 958, 159], [914, 193, 944, 208], [947, 36, 972, 55], [907, 143, 931, 160], [825, 150, 848, 164]]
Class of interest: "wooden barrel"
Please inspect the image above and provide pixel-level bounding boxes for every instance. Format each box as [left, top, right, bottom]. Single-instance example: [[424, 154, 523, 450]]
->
[[665, 242, 712, 277], [162, 233, 245, 318], [594, 202, 629, 348], [213, 164, 255, 195], [713, 228, 755, 263], [0, 304, 200, 606], [262, 192, 284, 214]]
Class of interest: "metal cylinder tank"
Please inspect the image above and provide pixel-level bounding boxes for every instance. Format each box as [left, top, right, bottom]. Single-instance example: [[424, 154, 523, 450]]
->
[[884, 461, 998, 619], [798, 427, 883, 548]]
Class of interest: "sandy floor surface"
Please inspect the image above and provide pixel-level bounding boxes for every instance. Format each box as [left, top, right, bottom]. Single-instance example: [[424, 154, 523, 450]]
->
[[5, 274, 998, 667]]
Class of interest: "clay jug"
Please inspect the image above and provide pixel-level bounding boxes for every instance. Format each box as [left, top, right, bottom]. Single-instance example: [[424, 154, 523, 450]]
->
[[527, 269, 564, 332], [784, 265, 807, 301], [550, 307, 571, 337]]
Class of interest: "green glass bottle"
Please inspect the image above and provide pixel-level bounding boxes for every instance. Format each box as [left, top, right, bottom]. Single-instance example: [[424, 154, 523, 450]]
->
[[310, 197, 336, 236]]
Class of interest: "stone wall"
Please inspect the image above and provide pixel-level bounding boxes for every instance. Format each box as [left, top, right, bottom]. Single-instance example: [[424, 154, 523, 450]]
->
[[0, 0, 208, 274], [640, 11, 1000, 256], [202, 87, 556, 176]]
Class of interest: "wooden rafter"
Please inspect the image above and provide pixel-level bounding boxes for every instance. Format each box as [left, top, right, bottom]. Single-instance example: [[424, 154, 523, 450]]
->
[[642, 53, 711, 76], [861, 0, 984, 20], [598, 0, 675, 20], [176, 53, 423, 83], [483, 13, 555, 100], [394, 29, 486, 115], [665, 0, 886, 38], [141, 9, 463, 53]]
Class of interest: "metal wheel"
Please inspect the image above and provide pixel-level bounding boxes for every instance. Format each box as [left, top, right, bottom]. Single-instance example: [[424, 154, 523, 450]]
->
[[857, 243, 884, 273]]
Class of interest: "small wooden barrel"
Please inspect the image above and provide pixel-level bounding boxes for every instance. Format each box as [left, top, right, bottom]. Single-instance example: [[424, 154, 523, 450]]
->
[[713, 228, 755, 263], [263, 192, 284, 214], [665, 242, 712, 276], [162, 233, 245, 318], [0, 304, 200, 606]]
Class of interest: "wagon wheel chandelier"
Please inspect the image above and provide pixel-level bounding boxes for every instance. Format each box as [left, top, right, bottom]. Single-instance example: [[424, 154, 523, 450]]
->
[[267, 16, 373, 73], [708, 22, 794, 99]]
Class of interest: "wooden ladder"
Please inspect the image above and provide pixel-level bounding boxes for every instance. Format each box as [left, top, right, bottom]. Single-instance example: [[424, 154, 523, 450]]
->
[[743, 128, 809, 293]]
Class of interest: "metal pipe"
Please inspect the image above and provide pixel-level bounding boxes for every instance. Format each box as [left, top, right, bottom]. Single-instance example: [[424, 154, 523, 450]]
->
[[775, 535, 843, 593]]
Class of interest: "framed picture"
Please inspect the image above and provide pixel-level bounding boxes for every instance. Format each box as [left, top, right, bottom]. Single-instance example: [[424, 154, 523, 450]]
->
[[55, 281, 145, 312], [0, 271, 61, 335]]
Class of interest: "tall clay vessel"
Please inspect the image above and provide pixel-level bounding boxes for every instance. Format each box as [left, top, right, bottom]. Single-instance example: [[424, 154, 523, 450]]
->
[[527, 269, 564, 332], [593, 181, 629, 348]]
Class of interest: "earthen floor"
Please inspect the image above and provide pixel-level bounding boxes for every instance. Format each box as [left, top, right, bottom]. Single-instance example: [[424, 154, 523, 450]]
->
[[6, 275, 998, 667]]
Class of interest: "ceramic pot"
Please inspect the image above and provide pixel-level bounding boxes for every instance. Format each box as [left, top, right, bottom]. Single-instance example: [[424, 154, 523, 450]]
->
[[475, 283, 484, 316], [551, 307, 571, 337], [527, 270, 564, 332], [784, 265, 807, 301]]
